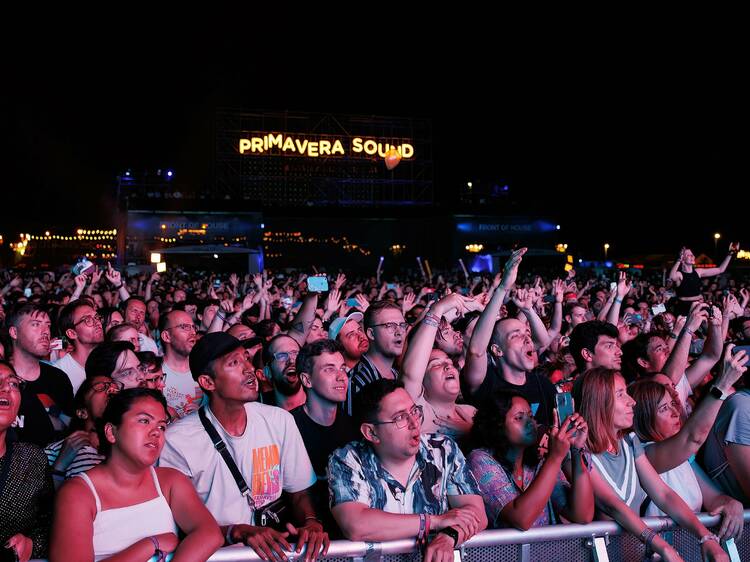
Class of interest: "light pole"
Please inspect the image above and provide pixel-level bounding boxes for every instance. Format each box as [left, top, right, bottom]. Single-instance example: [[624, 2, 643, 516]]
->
[[604, 243, 610, 260]]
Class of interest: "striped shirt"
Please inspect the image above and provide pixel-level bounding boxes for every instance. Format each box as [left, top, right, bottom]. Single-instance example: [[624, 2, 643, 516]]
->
[[44, 439, 104, 478], [345, 355, 399, 416]]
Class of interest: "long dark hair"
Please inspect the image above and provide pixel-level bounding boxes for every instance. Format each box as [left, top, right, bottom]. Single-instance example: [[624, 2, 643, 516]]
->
[[97, 388, 167, 457], [468, 390, 539, 470]]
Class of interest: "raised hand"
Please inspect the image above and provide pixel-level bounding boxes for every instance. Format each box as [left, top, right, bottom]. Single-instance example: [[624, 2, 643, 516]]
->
[[616, 271, 631, 299], [105, 262, 122, 287], [500, 247, 527, 290], [402, 291, 416, 314], [354, 293, 370, 313], [512, 288, 534, 311]]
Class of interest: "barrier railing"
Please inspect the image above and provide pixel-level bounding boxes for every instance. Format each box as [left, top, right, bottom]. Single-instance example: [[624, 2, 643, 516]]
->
[[33, 510, 750, 562]]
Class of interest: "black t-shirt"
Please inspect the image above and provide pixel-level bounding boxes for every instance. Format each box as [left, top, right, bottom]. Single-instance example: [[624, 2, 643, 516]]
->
[[16, 363, 74, 447], [290, 406, 359, 478], [290, 405, 359, 539], [463, 360, 557, 430]]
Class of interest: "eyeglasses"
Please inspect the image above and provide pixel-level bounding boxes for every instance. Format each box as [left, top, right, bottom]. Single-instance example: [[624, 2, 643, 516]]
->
[[0, 375, 26, 392], [74, 314, 102, 328], [166, 323, 198, 333], [370, 322, 408, 334], [91, 380, 124, 393], [370, 404, 424, 430], [141, 373, 166, 385], [113, 363, 149, 381], [272, 350, 299, 363]]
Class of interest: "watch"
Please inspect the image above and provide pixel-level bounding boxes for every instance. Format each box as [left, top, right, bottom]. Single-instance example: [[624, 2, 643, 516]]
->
[[439, 526, 460, 547], [709, 385, 729, 401]]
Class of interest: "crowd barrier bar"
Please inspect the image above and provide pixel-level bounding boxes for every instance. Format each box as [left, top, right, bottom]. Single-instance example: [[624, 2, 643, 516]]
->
[[33, 510, 750, 562]]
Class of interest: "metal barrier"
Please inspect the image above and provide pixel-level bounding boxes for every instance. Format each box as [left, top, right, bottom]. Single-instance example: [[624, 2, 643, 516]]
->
[[32, 510, 750, 562], [205, 511, 750, 562]]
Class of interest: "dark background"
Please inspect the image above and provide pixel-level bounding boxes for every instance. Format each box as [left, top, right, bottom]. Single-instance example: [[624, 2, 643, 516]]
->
[[2, 20, 746, 264]]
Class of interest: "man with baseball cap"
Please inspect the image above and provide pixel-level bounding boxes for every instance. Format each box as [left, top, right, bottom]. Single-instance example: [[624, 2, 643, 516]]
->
[[327, 312, 369, 371], [160, 332, 330, 561]]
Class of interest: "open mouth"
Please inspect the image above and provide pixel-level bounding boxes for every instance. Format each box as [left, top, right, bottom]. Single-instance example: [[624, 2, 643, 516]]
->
[[145, 442, 158, 449], [0, 397, 11, 407]]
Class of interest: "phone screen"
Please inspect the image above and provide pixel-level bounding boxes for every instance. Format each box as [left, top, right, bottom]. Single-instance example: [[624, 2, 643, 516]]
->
[[555, 392, 575, 431], [307, 276, 329, 292]]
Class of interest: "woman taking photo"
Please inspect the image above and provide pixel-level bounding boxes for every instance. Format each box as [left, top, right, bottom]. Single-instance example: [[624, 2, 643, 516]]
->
[[573, 367, 728, 562], [467, 390, 594, 530], [51, 388, 222, 562]]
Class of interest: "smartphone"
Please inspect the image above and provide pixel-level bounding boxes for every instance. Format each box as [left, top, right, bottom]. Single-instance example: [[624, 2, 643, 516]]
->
[[306, 276, 329, 292], [609, 282, 617, 291], [427, 291, 440, 302], [732, 345, 750, 367], [23, 287, 32, 298], [543, 294, 556, 303], [280, 296, 293, 308], [651, 304, 666, 315], [156, 262, 167, 273], [387, 283, 397, 290], [346, 297, 359, 307], [49, 338, 64, 350], [213, 279, 221, 288], [555, 392, 575, 433]]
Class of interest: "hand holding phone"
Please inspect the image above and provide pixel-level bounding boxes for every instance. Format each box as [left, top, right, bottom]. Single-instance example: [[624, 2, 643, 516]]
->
[[555, 392, 576, 435], [307, 276, 329, 293]]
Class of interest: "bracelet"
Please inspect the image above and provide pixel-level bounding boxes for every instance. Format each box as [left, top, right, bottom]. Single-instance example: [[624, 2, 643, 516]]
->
[[684, 327, 694, 336], [699, 533, 720, 545], [667, 332, 678, 340], [225, 524, 235, 545], [423, 315, 439, 328], [639, 527, 657, 547], [417, 513, 427, 543], [304, 516, 323, 527], [148, 536, 164, 561], [114, 283, 123, 290], [614, 297, 623, 304]]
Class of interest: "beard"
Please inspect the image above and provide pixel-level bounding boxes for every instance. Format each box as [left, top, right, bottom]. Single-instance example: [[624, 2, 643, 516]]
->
[[274, 372, 301, 396]]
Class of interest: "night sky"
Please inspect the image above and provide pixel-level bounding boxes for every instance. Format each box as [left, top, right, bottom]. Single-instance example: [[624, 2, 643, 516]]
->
[[3, 25, 746, 262]]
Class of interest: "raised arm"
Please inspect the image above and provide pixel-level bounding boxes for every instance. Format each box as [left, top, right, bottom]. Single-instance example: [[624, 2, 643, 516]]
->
[[463, 248, 526, 396], [698, 244, 736, 278], [647, 345, 747, 473], [606, 272, 631, 328], [401, 294, 467, 399]]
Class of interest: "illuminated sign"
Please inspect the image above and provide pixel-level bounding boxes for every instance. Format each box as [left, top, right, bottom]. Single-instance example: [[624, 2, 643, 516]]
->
[[238, 132, 415, 160]]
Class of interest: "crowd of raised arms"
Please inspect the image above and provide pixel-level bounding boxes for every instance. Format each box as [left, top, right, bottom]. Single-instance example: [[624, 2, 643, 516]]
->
[[1, 242, 749, 562]]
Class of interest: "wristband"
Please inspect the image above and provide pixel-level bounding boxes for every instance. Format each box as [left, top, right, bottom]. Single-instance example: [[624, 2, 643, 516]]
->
[[614, 297, 623, 304], [423, 315, 439, 328], [417, 513, 427, 543], [639, 527, 656, 547], [148, 536, 164, 561], [699, 533, 720, 545], [225, 525, 235, 545]]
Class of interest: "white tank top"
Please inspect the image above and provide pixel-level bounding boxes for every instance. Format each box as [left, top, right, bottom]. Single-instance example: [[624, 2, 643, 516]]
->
[[78, 467, 178, 561]]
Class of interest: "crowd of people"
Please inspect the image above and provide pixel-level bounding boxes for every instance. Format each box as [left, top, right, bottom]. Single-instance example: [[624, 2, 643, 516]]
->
[[1, 242, 749, 562]]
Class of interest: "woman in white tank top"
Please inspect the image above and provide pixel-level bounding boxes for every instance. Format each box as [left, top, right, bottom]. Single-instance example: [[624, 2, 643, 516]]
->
[[50, 388, 223, 562]]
